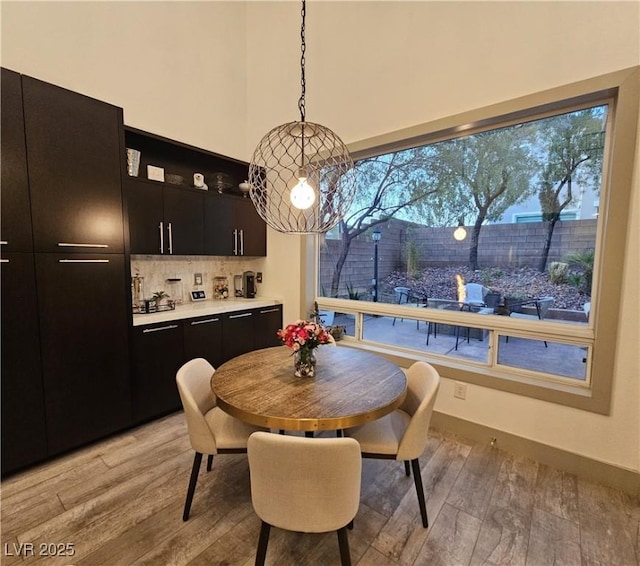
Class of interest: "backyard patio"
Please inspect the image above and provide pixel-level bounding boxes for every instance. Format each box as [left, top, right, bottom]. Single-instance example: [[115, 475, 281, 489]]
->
[[332, 312, 588, 381]]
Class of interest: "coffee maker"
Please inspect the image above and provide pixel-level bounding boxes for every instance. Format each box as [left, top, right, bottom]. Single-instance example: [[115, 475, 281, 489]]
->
[[243, 271, 256, 298]]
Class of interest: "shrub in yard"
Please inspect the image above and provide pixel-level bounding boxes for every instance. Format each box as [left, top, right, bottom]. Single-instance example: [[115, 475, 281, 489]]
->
[[548, 262, 569, 284], [564, 249, 594, 293]]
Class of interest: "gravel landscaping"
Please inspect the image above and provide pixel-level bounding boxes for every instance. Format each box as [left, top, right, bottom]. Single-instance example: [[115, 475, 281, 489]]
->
[[382, 266, 591, 311]]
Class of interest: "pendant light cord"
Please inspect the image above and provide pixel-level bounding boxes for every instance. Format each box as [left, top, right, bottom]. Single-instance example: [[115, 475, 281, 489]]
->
[[298, 0, 306, 123]]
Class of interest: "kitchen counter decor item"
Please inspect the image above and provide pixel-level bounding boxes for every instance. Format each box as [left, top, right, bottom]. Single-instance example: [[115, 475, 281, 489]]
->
[[214, 276, 229, 300], [138, 299, 176, 314], [166, 278, 184, 304], [131, 274, 145, 313]]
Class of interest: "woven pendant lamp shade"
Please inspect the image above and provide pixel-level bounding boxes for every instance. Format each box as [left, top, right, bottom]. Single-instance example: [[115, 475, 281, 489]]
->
[[247, 0, 357, 234], [248, 121, 357, 234]]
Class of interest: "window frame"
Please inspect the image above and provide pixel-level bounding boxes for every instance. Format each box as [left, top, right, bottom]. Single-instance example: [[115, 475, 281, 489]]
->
[[312, 67, 639, 415]]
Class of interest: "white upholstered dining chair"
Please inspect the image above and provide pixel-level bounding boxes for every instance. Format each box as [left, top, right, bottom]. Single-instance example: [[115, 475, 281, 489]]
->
[[346, 361, 440, 528], [247, 431, 362, 566], [176, 357, 264, 521]]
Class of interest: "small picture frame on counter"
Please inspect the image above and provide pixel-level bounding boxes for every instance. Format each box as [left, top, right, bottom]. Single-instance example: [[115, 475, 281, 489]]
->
[[147, 165, 165, 182]]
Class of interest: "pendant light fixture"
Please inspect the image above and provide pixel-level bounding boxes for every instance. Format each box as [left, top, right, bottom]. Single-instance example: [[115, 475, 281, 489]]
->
[[248, 0, 357, 234]]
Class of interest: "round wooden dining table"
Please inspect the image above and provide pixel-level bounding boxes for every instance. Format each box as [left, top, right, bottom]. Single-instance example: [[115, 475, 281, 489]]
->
[[211, 345, 407, 433]]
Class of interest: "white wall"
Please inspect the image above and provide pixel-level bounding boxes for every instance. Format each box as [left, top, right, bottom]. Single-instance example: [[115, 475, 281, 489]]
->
[[3, 1, 639, 472], [1, 1, 248, 158], [246, 1, 640, 473]]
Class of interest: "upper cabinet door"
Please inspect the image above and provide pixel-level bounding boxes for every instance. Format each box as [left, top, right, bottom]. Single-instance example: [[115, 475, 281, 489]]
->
[[163, 186, 204, 255], [203, 194, 235, 255], [22, 76, 125, 253], [1, 68, 32, 252], [236, 198, 267, 257], [126, 179, 165, 255]]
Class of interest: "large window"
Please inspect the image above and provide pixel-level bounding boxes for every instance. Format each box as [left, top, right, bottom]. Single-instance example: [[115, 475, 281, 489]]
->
[[313, 68, 639, 414]]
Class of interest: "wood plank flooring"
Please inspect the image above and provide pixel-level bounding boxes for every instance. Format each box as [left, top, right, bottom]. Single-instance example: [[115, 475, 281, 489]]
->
[[2, 412, 639, 565]]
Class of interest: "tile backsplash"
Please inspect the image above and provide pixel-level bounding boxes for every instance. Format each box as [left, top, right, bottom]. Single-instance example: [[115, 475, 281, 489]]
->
[[131, 255, 260, 303]]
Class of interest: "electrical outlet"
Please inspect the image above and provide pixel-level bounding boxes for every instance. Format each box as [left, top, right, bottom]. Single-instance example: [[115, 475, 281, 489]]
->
[[256, 272, 263, 283], [194, 273, 203, 286], [453, 382, 467, 400]]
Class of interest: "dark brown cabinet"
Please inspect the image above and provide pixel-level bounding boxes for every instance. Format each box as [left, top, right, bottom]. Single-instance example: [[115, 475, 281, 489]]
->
[[1, 253, 47, 474], [254, 305, 283, 350], [204, 194, 266, 257], [131, 321, 184, 424], [124, 126, 266, 257], [36, 253, 132, 454], [183, 314, 224, 369], [132, 304, 280, 423], [126, 179, 204, 255], [222, 310, 256, 361], [1, 69, 132, 473], [1, 68, 32, 253], [22, 76, 125, 254]]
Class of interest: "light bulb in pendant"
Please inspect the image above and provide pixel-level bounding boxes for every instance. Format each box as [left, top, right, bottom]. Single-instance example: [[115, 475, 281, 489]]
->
[[290, 170, 316, 210]]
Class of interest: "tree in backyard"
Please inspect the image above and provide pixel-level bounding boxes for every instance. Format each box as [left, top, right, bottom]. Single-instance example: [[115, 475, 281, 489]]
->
[[536, 108, 606, 272], [324, 148, 444, 298], [428, 126, 538, 271]]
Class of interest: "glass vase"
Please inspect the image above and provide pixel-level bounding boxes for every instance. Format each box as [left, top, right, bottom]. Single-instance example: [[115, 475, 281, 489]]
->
[[294, 348, 317, 378]]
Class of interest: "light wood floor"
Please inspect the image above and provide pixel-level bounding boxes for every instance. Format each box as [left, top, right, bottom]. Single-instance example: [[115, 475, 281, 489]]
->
[[2, 412, 639, 566]]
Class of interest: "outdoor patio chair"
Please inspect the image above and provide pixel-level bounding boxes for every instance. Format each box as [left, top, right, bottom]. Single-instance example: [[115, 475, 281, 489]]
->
[[464, 283, 490, 306], [508, 296, 554, 347], [392, 286, 420, 330]]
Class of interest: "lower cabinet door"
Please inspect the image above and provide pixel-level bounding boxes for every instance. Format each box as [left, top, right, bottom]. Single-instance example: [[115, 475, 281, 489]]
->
[[35, 253, 132, 455], [132, 321, 184, 424], [1, 252, 47, 474], [254, 305, 283, 350], [183, 315, 224, 370], [222, 310, 255, 362]]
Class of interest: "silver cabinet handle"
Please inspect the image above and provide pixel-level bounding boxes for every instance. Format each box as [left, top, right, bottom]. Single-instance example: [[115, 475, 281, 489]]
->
[[159, 221, 164, 254], [58, 259, 110, 263], [142, 324, 179, 333], [190, 318, 220, 325], [233, 229, 238, 255], [0, 259, 9, 263], [0, 241, 7, 245], [240, 229, 244, 255], [260, 308, 280, 314], [168, 222, 173, 254], [58, 242, 109, 248], [228, 312, 252, 319]]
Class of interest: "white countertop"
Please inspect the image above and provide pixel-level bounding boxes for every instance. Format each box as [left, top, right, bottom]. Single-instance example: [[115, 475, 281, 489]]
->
[[132, 298, 282, 327]]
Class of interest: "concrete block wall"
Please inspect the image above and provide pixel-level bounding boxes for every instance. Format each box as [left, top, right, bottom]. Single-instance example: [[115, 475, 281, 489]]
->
[[319, 220, 597, 298]]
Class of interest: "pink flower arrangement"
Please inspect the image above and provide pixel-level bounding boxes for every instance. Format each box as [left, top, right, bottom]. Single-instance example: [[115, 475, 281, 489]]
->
[[277, 319, 331, 352]]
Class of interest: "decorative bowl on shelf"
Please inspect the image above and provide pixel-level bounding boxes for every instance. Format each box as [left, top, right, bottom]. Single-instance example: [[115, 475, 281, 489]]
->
[[165, 174, 184, 185]]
